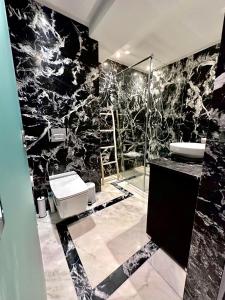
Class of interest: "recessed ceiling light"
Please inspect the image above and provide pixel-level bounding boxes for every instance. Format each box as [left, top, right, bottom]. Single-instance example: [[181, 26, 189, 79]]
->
[[116, 52, 121, 59], [124, 50, 130, 55]]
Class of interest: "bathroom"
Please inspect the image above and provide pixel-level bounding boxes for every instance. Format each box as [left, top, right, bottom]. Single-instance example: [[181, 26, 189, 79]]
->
[[0, 0, 225, 299]]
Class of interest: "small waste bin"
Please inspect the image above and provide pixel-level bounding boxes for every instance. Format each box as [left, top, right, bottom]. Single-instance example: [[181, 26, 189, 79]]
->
[[37, 196, 47, 218], [86, 182, 96, 205]]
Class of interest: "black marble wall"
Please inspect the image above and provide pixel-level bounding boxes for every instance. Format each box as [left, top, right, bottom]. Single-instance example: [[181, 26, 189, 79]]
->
[[149, 44, 219, 159], [184, 19, 225, 300], [6, 0, 101, 198], [100, 47, 219, 175]]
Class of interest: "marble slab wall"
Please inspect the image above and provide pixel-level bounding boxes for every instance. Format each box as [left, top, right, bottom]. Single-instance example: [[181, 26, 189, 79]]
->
[[100, 46, 219, 176], [184, 19, 225, 300], [149, 44, 219, 159], [6, 0, 101, 200]]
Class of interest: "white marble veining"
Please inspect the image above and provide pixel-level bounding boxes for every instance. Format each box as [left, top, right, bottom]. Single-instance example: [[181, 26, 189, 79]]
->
[[6, 0, 101, 201]]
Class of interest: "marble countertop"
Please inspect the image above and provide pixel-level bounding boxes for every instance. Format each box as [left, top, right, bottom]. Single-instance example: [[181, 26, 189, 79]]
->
[[149, 158, 203, 179]]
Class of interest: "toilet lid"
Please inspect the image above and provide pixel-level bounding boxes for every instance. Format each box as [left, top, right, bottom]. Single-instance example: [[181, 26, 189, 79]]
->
[[49, 171, 88, 200]]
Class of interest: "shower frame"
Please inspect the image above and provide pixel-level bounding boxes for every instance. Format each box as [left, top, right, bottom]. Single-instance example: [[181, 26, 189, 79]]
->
[[115, 55, 153, 191]]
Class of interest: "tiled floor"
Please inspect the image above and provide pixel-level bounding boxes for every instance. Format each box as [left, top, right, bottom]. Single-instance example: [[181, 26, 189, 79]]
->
[[37, 177, 186, 300], [127, 174, 149, 192], [108, 259, 181, 300], [92, 180, 124, 207], [122, 166, 150, 192], [38, 215, 78, 300], [68, 194, 149, 287]]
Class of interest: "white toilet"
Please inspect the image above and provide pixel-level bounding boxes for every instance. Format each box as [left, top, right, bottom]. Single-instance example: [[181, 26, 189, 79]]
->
[[49, 171, 89, 219]]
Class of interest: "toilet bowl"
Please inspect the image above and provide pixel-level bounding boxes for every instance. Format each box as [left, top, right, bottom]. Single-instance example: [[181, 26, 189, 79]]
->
[[49, 171, 89, 219]]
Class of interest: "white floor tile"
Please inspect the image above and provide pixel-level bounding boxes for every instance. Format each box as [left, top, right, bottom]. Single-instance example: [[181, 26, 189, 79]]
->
[[38, 221, 78, 300], [68, 195, 150, 287], [149, 249, 186, 298], [109, 259, 181, 300]]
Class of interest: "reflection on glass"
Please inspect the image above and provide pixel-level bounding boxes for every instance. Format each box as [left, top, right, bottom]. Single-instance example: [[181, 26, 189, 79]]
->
[[115, 57, 153, 191]]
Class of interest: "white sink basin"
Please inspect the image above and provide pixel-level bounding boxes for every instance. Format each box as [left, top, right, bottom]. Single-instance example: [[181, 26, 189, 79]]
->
[[170, 142, 206, 159]]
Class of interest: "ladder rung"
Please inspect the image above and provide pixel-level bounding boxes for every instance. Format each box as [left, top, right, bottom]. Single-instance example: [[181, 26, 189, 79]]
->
[[118, 129, 131, 131], [100, 113, 113, 115], [100, 146, 115, 149], [100, 129, 113, 132], [102, 161, 117, 165]]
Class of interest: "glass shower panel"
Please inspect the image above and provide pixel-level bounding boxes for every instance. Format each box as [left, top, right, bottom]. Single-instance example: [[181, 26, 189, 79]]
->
[[116, 59, 151, 191]]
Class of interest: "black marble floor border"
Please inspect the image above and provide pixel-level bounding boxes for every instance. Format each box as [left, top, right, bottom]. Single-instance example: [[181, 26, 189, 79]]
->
[[92, 241, 158, 300], [57, 220, 158, 300], [56, 179, 158, 299], [56, 222, 92, 298]]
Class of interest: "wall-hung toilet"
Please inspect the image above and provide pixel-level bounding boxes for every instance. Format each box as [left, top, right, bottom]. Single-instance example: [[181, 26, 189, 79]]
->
[[49, 171, 89, 219]]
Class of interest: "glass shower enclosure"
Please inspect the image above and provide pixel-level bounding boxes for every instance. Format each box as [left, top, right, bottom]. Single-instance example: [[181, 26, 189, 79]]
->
[[115, 56, 153, 192]]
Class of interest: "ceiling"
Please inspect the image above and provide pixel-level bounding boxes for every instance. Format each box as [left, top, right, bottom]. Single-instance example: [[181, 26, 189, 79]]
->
[[37, 0, 225, 71]]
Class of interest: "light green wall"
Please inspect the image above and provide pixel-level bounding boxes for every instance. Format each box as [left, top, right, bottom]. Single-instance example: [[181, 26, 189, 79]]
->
[[0, 1, 47, 299]]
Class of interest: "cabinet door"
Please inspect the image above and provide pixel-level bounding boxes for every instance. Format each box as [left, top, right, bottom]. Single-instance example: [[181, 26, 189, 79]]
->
[[147, 165, 198, 268]]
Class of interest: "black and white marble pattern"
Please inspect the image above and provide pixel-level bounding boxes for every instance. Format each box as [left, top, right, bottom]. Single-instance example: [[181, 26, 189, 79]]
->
[[56, 222, 92, 299], [100, 47, 219, 174], [149, 45, 219, 159], [56, 179, 158, 299], [100, 60, 148, 175], [149, 158, 202, 178], [184, 18, 225, 300], [184, 142, 225, 299], [6, 0, 101, 202], [92, 241, 158, 300]]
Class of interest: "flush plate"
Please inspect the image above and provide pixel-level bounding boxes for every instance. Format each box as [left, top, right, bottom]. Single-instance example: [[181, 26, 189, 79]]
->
[[48, 127, 67, 142]]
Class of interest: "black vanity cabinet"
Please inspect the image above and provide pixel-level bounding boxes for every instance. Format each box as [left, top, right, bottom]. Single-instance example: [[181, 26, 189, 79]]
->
[[147, 159, 202, 268]]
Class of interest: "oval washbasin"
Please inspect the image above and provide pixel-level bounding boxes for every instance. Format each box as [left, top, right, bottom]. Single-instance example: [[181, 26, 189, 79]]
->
[[170, 142, 206, 159]]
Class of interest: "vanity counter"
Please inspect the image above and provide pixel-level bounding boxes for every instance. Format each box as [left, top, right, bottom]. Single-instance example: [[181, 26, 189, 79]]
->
[[147, 158, 202, 268], [149, 158, 202, 179]]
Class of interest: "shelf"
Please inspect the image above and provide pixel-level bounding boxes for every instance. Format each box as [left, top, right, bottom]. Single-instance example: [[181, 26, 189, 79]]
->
[[100, 146, 115, 149], [118, 129, 131, 131], [100, 129, 114, 132], [103, 161, 117, 165], [100, 113, 113, 116]]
